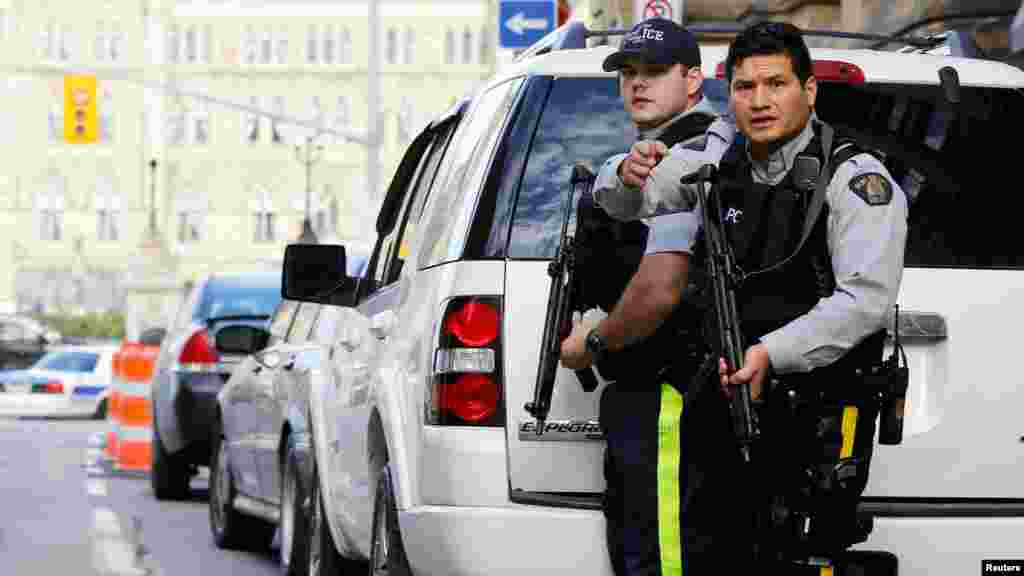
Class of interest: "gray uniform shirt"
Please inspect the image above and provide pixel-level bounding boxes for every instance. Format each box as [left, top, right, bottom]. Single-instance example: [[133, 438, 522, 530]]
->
[[598, 118, 909, 375], [592, 98, 735, 256]]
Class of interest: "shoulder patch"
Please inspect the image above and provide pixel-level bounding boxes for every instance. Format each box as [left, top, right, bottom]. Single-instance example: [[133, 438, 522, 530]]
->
[[848, 172, 893, 206]]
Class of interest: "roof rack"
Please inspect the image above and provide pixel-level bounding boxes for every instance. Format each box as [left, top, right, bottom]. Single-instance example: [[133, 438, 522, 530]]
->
[[514, 20, 941, 63]]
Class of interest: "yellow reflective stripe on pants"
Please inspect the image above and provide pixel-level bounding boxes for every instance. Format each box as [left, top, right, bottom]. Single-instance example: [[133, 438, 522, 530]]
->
[[657, 383, 684, 575]]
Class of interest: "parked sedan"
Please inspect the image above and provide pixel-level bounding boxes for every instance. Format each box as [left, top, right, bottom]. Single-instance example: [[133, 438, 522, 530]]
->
[[208, 299, 321, 573], [150, 271, 282, 501], [0, 315, 61, 370], [0, 344, 117, 418]]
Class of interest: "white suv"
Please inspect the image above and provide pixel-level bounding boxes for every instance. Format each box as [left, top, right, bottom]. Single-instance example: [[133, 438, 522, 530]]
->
[[283, 22, 1024, 576]]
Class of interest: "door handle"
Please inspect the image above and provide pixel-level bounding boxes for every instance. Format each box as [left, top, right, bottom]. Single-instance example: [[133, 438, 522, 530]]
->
[[253, 365, 263, 374], [370, 310, 398, 341], [888, 311, 947, 343], [282, 358, 296, 371], [338, 325, 362, 352]]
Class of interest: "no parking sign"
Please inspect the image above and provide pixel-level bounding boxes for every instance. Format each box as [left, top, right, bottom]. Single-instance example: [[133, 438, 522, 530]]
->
[[633, 0, 684, 24]]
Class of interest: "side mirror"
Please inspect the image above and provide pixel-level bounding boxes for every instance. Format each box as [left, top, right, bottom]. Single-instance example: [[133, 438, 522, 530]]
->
[[214, 325, 270, 356], [139, 327, 167, 347], [282, 244, 358, 306]]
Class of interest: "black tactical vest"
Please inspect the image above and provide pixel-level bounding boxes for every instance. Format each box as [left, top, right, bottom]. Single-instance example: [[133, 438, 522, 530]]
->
[[711, 123, 884, 376], [574, 111, 716, 385]]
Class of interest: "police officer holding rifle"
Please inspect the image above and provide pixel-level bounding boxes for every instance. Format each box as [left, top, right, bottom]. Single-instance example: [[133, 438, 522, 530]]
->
[[592, 21, 910, 573]]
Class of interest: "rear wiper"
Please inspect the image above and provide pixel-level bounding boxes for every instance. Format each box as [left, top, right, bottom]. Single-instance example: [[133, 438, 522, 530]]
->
[[868, 9, 1019, 49], [205, 314, 271, 325]]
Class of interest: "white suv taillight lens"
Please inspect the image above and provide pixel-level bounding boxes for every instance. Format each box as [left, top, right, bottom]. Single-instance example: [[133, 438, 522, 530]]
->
[[428, 296, 504, 426]]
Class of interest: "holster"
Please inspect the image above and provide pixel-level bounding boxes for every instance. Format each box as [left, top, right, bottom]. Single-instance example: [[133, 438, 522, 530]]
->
[[754, 365, 885, 560]]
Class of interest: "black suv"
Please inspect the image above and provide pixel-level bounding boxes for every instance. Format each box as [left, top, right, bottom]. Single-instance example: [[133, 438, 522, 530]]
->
[[150, 271, 282, 500]]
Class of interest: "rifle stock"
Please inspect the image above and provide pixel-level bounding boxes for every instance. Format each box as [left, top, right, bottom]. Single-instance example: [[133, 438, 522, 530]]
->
[[525, 163, 600, 435], [693, 164, 759, 462]]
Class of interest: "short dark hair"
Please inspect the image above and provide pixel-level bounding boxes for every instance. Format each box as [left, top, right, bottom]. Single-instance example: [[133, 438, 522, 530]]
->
[[724, 22, 813, 86]]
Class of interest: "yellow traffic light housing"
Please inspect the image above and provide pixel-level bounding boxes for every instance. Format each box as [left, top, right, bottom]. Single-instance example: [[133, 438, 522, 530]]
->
[[64, 75, 98, 144]]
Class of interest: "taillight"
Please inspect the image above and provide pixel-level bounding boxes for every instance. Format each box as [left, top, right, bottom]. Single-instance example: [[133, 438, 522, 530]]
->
[[177, 328, 219, 371], [429, 296, 504, 426], [715, 59, 865, 84], [32, 380, 63, 394]]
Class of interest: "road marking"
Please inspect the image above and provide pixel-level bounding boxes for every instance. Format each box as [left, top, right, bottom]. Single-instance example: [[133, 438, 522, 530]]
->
[[87, 478, 108, 497], [92, 507, 121, 537], [90, 508, 150, 576], [86, 465, 107, 476]]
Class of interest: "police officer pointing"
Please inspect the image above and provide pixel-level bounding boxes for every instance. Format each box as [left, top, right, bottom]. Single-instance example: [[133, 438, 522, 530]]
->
[[557, 17, 733, 576], [594, 21, 909, 572]]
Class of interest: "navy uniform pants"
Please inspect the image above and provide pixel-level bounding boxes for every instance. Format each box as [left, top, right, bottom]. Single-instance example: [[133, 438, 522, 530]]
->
[[599, 364, 757, 576]]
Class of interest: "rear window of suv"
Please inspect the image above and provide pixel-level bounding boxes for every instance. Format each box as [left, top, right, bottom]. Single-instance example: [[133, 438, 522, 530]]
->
[[814, 80, 1024, 269], [506, 77, 727, 259], [504, 73, 1024, 269]]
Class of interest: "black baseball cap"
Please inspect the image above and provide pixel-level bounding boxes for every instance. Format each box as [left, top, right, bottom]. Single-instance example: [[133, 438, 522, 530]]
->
[[602, 18, 701, 72]]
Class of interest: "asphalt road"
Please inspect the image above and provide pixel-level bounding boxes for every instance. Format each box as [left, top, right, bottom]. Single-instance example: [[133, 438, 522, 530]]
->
[[0, 415, 281, 576]]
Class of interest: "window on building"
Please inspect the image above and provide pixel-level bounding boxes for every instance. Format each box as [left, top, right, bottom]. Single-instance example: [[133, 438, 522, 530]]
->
[[334, 95, 350, 127], [399, 95, 417, 144], [0, 10, 6, 43], [42, 19, 55, 59], [201, 24, 212, 63], [185, 25, 197, 62], [95, 173, 120, 242], [332, 95, 349, 144], [59, 22, 72, 60], [252, 187, 276, 243], [176, 190, 205, 244], [38, 174, 65, 242], [99, 88, 114, 143], [404, 27, 415, 65], [480, 26, 491, 65], [110, 21, 122, 61], [314, 184, 335, 237], [339, 27, 351, 64], [246, 95, 261, 143], [385, 26, 397, 64], [167, 24, 180, 63], [276, 26, 288, 64], [323, 23, 335, 64], [95, 21, 106, 61], [306, 24, 318, 63], [310, 96, 324, 131], [462, 26, 472, 64], [444, 28, 454, 64], [261, 24, 272, 64], [271, 95, 285, 144], [245, 24, 257, 64], [191, 100, 209, 145], [168, 106, 186, 146], [48, 100, 63, 143]]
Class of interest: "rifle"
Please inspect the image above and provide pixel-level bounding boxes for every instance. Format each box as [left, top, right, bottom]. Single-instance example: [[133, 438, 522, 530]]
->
[[525, 163, 601, 436], [684, 164, 759, 462]]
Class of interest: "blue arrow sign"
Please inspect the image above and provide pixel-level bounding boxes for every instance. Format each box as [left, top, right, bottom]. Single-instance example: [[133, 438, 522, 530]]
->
[[499, 0, 556, 49]]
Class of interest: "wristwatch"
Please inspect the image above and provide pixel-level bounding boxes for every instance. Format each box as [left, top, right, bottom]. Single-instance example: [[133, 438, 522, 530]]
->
[[585, 328, 609, 363]]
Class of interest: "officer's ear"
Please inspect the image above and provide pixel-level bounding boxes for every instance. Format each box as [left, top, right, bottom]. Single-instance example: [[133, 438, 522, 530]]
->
[[686, 66, 704, 99], [803, 75, 818, 109]]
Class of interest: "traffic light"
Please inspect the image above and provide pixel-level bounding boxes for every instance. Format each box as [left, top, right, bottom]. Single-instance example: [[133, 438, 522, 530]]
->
[[64, 75, 98, 144], [558, 0, 571, 26]]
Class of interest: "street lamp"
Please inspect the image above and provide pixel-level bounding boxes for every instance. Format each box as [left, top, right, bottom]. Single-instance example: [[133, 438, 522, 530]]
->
[[148, 158, 158, 238], [295, 135, 324, 244]]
